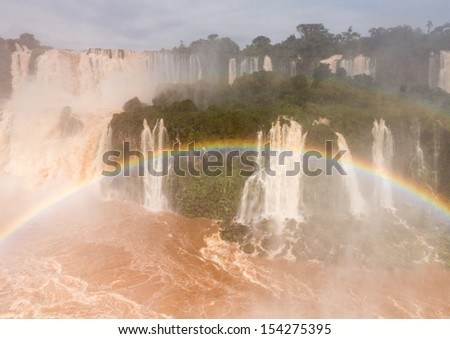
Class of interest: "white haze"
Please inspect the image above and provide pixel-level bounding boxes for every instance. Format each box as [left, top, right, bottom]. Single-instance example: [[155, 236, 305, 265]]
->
[[1, 0, 449, 50], [0, 24, 449, 318]]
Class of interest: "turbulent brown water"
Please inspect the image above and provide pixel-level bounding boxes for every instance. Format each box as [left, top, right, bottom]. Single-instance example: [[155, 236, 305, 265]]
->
[[1, 198, 449, 319], [1, 40, 450, 321]]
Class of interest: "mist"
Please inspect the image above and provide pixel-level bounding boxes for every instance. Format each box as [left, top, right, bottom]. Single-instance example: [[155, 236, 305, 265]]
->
[[0, 12, 450, 319]]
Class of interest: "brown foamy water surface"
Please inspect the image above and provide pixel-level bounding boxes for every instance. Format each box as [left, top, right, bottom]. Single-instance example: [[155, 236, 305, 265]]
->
[[0, 199, 449, 318]]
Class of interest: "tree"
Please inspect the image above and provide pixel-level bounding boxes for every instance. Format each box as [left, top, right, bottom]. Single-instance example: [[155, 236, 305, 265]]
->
[[352, 74, 374, 87], [336, 67, 347, 78], [252, 35, 271, 46], [297, 24, 334, 58], [296, 24, 336, 63], [243, 35, 272, 56], [18, 33, 40, 49], [312, 63, 331, 85], [278, 34, 298, 58], [429, 23, 450, 49], [369, 27, 387, 38], [426, 21, 433, 35], [208, 34, 219, 40], [341, 26, 361, 42]]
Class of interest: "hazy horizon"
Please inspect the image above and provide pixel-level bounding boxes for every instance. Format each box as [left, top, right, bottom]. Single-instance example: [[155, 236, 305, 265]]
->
[[1, 0, 448, 51]]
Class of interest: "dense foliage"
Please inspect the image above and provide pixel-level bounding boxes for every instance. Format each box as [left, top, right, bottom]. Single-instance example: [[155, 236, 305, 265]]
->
[[111, 73, 450, 267], [111, 70, 450, 207], [108, 25, 450, 267], [171, 22, 450, 90]]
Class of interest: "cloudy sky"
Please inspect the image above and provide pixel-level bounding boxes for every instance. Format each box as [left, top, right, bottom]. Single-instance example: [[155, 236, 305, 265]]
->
[[0, 0, 448, 51]]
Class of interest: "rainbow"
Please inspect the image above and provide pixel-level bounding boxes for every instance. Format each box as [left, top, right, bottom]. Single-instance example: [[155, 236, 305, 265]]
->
[[1, 140, 450, 243]]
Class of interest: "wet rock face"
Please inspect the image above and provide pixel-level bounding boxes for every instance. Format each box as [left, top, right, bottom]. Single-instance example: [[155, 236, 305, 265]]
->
[[0, 39, 12, 100], [58, 106, 84, 137], [122, 97, 145, 112]]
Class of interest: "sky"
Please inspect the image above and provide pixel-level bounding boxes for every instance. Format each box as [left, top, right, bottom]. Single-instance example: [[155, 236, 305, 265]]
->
[[0, 0, 448, 51]]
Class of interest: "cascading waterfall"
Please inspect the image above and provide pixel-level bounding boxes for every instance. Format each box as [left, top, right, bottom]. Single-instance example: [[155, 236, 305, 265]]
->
[[10, 43, 31, 92], [263, 55, 273, 72], [237, 131, 264, 225], [141, 119, 169, 212], [229, 55, 273, 83], [0, 103, 111, 185], [372, 119, 395, 211], [9, 47, 204, 110], [147, 50, 203, 85], [335, 132, 366, 217], [240, 58, 249, 76], [438, 51, 450, 93], [432, 122, 441, 191], [97, 125, 117, 200], [409, 120, 427, 181], [188, 54, 203, 83], [0, 41, 216, 218], [321, 54, 376, 78], [96, 125, 113, 172], [340, 54, 375, 78], [228, 58, 237, 85], [250, 57, 259, 73], [353, 55, 376, 77], [0, 108, 10, 170], [240, 57, 259, 75], [1, 45, 202, 205], [428, 51, 450, 93], [320, 54, 343, 73], [237, 119, 306, 232], [264, 120, 306, 225], [290, 60, 297, 77]]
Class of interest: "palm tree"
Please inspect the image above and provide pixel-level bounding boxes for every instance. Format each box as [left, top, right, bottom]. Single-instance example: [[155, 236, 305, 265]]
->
[[426, 20, 433, 34]]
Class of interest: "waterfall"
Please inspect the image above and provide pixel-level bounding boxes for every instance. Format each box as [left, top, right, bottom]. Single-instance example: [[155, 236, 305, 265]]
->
[[322, 54, 375, 78], [96, 125, 113, 172], [290, 60, 297, 77], [335, 132, 366, 217], [240, 56, 259, 76], [263, 55, 273, 72], [432, 122, 441, 191], [10, 43, 31, 92], [189, 54, 202, 83], [9, 48, 204, 111], [237, 119, 306, 232], [250, 57, 259, 73], [438, 51, 450, 93], [0, 44, 208, 214], [237, 131, 264, 225], [428, 51, 450, 93], [230, 56, 270, 83], [228, 58, 237, 85], [240, 58, 248, 75], [409, 120, 427, 181], [320, 54, 343, 73], [141, 119, 169, 212], [0, 108, 10, 170], [372, 119, 395, 211], [352, 55, 375, 77]]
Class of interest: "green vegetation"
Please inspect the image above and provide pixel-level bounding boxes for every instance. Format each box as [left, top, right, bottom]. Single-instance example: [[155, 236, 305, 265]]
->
[[171, 22, 450, 90], [110, 68, 450, 268], [112, 70, 450, 202], [170, 163, 247, 221]]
